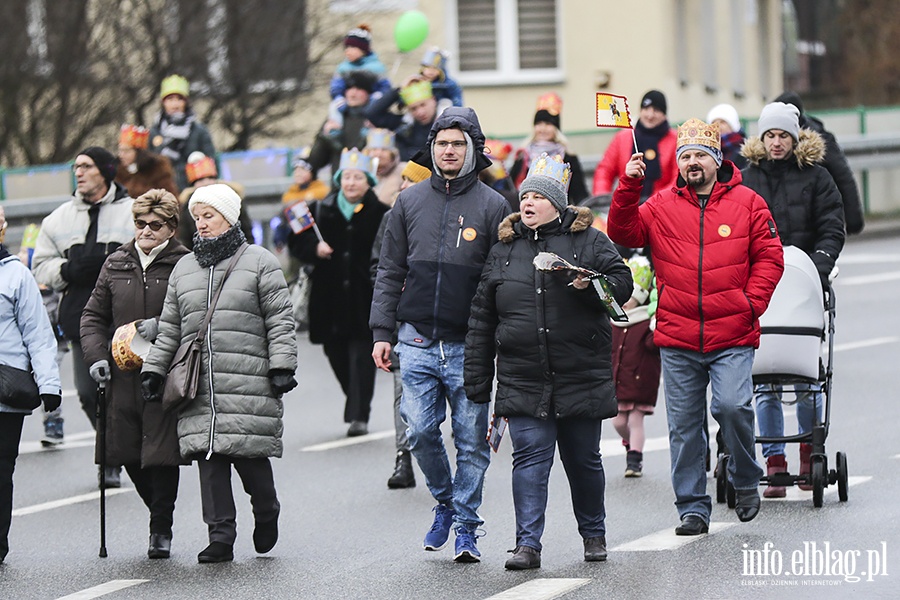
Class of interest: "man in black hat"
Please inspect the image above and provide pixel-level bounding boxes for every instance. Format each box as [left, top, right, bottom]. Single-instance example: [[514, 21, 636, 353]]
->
[[32, 147, 135, 488], [308, 70, 378, 179], [593, 89, 679, 200]]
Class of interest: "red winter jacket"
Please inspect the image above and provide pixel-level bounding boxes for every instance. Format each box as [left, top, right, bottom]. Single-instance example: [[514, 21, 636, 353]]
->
[[607, 162, 784, 353], [592, 127, 678, 196]]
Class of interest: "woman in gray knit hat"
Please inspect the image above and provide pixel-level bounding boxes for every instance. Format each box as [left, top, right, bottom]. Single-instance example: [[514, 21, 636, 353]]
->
[[464, 153, 633, 570]]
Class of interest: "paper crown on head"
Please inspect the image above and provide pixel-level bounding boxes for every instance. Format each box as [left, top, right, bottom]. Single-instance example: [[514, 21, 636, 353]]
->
[[366, 128, 396, 151], [160, 74, 190, 100], [292, 146, 313, 171], [526, 153, 571, 192], [484, 139, 513, 162], [399, 80, 433, 106], [420, 47, 448, 79], [676, 118, 723, 165], [119, 124, 149, 149], [534, 92, 562, 128], [338, 147, 374, 174], [185, 151, 217, 184]]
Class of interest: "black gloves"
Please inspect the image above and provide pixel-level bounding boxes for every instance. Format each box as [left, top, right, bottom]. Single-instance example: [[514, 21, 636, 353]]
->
[[141, 372, 165, 402], [61, 253, 107, 283], [810, 250, 835, 289], [41, 394, 61, 412], [269, 369, 298, 397]]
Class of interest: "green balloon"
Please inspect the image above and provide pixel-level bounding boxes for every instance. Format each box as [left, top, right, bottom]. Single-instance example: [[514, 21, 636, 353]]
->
[[395, 10, 430, 53]]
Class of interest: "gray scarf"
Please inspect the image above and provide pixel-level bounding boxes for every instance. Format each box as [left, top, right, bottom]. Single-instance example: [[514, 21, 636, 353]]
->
[[193, 224, 246, 268]]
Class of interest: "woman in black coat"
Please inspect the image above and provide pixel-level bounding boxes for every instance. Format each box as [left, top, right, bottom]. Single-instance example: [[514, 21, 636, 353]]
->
[[464, 154, 632, 570], [289, 149, 388, 437]]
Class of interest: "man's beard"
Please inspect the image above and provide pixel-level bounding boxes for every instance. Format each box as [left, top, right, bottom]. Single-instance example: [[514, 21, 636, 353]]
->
[[686, 168, 709, 189]]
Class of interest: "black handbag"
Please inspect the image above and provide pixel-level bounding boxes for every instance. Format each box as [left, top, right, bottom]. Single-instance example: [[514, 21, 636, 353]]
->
[[0, 364, 41, 410], [162, 244, 247, 414]]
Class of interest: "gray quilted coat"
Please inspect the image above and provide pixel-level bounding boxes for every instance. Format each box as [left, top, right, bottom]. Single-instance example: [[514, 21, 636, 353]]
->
[[142, 245, 297, 459]]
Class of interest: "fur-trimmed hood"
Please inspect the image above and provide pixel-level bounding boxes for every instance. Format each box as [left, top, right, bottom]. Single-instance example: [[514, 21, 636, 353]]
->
[[741, 128, 826, 168], [498, 205, 594, 243]]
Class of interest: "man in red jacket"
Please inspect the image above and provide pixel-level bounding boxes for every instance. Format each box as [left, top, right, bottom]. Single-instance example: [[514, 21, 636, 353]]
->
[[607, 118, 784, 536]]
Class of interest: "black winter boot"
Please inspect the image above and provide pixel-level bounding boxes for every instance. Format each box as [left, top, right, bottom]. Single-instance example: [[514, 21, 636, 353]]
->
[[625, 450, 643, 478], [387, 450, 416, 489]]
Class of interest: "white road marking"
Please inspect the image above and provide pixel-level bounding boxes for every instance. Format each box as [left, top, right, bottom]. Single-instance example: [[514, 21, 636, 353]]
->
[[833, 337, 899, 352], [837, 254, 900, 264], [20, 431, 97, 455], [601, 434, 669, 457], [483, 579, 590, 600], [612, 522, 735, 551], [763, 476, 871, 501], [301, 429, 394, 451], [12, 488, 132, 517], [55, 580, 149, 600], [835, 271, 900, 286]]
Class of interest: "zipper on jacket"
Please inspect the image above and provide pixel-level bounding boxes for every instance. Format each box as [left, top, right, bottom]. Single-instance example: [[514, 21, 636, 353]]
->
[[697, 200, 706, 353], [205, 266, 216, 460], [432, 181, 452, 339]]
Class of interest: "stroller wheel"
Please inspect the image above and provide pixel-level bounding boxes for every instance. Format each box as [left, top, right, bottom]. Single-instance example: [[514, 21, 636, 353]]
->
[[836, 452, 849, 502], [811, 457, 826, 508]]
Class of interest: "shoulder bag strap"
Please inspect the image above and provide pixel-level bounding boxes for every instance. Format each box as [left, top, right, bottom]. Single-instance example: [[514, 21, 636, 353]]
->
[[196, 243, 248, 343]]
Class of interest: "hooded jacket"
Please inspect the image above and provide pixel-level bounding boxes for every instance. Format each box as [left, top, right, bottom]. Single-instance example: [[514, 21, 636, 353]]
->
[[464, 207, 632, 420], [607, 162, 784, 353], [369, 107, 511, 344], [741, 129, 845, 279]]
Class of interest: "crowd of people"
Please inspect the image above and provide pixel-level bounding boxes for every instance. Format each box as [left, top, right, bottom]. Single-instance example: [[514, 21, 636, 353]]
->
[[0, 21, 866, 570]]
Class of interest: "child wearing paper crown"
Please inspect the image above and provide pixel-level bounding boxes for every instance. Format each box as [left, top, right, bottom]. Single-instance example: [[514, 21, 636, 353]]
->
[[287, 148, 388, 438], [115, 124, 179, 199], [327, 24, 393, 131], [418, 47, 463, 107], [609, 253, 661, 478]]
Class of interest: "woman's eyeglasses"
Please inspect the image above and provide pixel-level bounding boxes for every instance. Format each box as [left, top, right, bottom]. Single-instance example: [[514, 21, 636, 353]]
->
[[134, 219, 167, 231]]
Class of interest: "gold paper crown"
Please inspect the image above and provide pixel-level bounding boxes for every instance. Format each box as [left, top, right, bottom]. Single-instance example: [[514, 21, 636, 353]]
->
[[676, 118, 721, 152], [536, 92, 562, 116], [119, 124, 149, 149], [526, 153, 572, 192], [399, 80, 433, 106], [160, 74, 190, 100], [484, 139, 512, 161], [186, 154, 217, 184]]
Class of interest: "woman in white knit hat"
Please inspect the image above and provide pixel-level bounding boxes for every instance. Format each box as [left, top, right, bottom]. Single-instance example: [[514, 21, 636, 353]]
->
[[141, 183, 298, 563]]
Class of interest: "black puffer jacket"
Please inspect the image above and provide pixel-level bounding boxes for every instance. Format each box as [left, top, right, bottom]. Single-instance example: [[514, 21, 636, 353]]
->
[[464, 207, 633, 420], [741, 129, 845, 279]]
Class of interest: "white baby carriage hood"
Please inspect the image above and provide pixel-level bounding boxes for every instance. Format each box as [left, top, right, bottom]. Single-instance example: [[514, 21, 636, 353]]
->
[[752, 246, 825, 381]]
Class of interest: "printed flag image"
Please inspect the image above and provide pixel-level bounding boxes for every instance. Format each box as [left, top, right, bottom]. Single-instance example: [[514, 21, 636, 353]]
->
[[596, 93, 632, 128], [285, 201, 316, 234]]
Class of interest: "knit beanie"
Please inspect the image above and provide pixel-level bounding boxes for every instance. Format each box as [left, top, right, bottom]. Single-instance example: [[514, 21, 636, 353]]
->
[[519, 153, 571, 214], [757, 102, 800, 142], [706, 103, 741, 133], [78, 146, 118, 185], [641, 90, 667, 114], [401, 160, 431, 183], [344, 25, 372, 54], [188, 183, 242, 226]]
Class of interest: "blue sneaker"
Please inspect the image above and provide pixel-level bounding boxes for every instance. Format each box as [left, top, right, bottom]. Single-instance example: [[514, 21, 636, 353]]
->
[[453, 524, 483, 563], [423, 504, 455, 551]]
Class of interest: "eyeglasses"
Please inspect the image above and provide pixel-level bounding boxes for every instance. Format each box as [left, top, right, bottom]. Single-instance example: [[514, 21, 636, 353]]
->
[[434, 140, 467, 151], [72, 163, 97, 172], [134, 219, 168, 231]]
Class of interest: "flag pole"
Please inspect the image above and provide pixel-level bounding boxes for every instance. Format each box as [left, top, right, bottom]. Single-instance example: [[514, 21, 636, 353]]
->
[[312, 222, 324, 243], [632, 128, 639, 155]]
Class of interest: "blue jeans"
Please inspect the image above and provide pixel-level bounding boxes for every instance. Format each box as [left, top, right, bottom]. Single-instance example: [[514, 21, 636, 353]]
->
[[660, 346, 763, 522], [755, 384, 823, 457], [507, 416, 606, 551], [396, 340, 490, 528]]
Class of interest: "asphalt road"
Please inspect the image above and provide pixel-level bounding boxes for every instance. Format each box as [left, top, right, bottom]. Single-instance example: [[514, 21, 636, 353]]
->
[[1, 232, 898, 600]]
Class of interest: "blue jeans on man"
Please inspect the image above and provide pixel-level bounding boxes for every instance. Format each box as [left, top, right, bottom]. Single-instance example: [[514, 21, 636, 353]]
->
[[755, 383, 823, 457], [507, 416, 606, 552], [396, 339, 490, 530], [660, 346, 763, 523]]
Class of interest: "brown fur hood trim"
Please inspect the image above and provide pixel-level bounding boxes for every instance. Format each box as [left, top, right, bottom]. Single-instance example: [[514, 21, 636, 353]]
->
[[741, 128, 826, 168], [498, 205, 594, 243]]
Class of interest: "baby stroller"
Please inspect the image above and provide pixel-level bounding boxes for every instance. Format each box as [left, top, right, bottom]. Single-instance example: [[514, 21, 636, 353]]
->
[[716, 246, 848, 508]]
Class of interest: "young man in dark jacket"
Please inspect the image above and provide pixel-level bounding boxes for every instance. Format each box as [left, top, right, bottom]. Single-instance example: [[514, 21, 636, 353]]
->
[[608, 118, 784, 536], [370, 107, 510, 562], [741, 101, 845, 498]]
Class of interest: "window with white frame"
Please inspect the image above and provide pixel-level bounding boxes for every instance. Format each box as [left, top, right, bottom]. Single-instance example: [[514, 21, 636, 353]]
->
[[447, 0, 562, 86]]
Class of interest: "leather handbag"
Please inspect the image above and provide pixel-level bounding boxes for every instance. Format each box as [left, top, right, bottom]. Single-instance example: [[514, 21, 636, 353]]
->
[[162, 244, 247, 413], [0, 364, 41, 410]]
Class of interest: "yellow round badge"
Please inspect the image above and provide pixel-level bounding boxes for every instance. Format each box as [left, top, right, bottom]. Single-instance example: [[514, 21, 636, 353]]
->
[[645, 149, 657, 161], [718, 224, 732, 238], [152, 135, 164, 148], [462, 227, 477, 242]]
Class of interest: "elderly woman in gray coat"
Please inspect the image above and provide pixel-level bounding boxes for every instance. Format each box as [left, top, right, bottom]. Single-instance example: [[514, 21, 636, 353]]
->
[[140, 184, 297, 564]]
